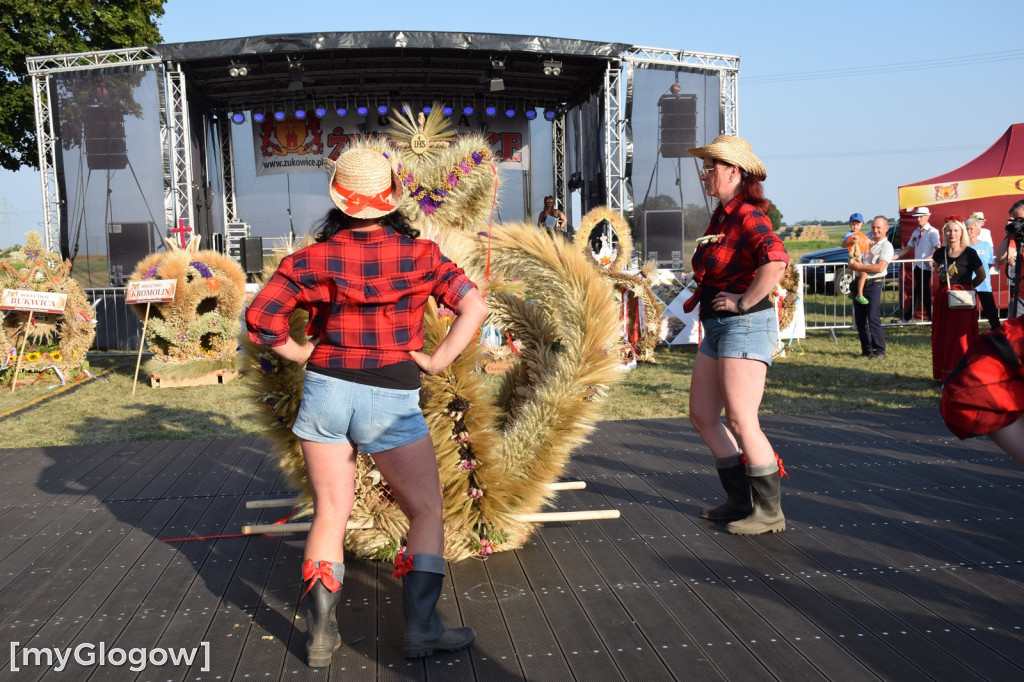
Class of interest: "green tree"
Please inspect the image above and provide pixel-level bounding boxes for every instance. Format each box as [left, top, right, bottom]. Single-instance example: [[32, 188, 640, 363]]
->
[[768, 201, 783, 233], [0, 1, 165, 171]]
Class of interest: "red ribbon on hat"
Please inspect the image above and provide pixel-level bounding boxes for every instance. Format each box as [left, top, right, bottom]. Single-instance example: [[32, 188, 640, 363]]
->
[[333, 179, 394, 214]]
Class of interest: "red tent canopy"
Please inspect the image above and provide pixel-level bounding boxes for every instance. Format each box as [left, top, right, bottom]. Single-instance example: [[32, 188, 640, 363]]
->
[[896, 123, 1024, 313], [898, 123, 1024, 239]]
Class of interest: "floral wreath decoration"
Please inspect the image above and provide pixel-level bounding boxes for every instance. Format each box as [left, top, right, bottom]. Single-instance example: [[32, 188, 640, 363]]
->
[[128, 236, 247, 381], [0, 231, 96, 385], [573, 206, 633, 272]]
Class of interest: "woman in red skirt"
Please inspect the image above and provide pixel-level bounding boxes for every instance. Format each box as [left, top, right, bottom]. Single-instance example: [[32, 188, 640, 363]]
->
[[931, 217, 985, 381]]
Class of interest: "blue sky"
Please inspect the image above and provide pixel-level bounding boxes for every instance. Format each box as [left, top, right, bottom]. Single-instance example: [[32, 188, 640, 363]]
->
[[2, 0, 1021, 246]]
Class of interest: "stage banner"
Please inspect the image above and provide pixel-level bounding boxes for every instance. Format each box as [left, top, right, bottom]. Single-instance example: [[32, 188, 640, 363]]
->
[[254, 111, 530, 177]]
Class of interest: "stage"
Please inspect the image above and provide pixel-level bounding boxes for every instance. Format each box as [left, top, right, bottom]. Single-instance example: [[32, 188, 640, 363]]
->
[[2, 407, 1023, 680]]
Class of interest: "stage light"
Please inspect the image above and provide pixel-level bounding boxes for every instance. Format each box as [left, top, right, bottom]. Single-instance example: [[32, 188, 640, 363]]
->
[[295, 107, 306, 119], [423, 105, 432, 114], [357, 105, 369, 116], [525, 108, 537, 120], [485, 105, 497, 117], [442, 105, 453, 116], [544, 109, 557, 121], [315, 105, 327, 117], [505, 107, 516, 119], [542, 59, 562, 77], [228, 62, 248, 77], [231, 112, 246, 125], [377, 104, 388, 115], [336, 106, 347, 117], [253, 111, 265, 123], [463, 105, 474, 115], [274, 109, 286, 121]]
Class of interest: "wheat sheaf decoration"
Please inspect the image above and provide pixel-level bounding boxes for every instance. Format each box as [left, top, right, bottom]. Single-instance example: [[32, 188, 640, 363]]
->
[[0, 231, 97, 383], [128, 237, 247, 381], [241, 111, 624, 562]]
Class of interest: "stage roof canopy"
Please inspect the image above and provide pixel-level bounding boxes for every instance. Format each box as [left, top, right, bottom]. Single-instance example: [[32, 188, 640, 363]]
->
[[157, 31, 634, 114]]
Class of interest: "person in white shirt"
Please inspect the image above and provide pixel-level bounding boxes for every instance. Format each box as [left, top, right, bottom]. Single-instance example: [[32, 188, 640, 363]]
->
[[849, 216, 895, 357], [896, 206, 940, 320]]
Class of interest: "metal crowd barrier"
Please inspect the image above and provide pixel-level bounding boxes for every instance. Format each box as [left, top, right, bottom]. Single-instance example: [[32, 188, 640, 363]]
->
[[797, 257, 1009, 332]]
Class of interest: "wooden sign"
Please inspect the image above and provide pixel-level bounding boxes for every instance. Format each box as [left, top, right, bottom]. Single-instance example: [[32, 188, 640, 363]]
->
[[0, 289, 67, 314], [126, 279, 177, 304]]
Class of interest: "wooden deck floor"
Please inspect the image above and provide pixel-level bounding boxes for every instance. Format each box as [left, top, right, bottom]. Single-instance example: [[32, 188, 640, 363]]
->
[[2, 407, 1023, 681]]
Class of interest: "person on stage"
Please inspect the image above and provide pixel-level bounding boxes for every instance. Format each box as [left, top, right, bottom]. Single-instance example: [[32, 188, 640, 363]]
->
[[684, 134, 790, 535], [246, 145, 488, 666]]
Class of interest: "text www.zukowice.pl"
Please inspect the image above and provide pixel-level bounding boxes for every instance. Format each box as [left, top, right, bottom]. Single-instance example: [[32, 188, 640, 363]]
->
[[9, 641, 210, 673]]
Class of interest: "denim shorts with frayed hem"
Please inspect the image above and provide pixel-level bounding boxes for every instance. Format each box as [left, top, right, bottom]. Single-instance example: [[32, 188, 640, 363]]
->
[[698, 308, 779, 366], [291, 371, 429, 453]]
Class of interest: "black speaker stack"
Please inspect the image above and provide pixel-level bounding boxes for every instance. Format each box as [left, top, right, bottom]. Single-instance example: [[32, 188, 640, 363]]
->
[[657, 95, 697, 159], [84, 105, 128, 170], [240, 237, 264, 274]]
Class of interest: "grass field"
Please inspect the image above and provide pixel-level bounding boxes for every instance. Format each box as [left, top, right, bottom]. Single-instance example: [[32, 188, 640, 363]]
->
[[0, 325, 938, 448]]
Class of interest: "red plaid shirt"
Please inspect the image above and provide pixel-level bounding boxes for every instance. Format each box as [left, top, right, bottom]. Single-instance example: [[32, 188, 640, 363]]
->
[[245, 226, 477, 369], [691, 194, 789, 296]]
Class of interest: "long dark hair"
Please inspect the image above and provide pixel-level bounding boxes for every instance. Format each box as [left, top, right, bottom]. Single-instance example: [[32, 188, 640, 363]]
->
[[313, 208, 420, 242], [740, 175, 771, 215]]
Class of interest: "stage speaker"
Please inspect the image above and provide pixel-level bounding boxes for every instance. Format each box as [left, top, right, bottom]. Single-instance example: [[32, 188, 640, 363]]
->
[[107, 222, 155, 286], [658, 95, 697, 159], [240, 236, 264, 274], [210, 232, 225, 254], [642, 210, 684, 266], [84, 105, 128, 170]]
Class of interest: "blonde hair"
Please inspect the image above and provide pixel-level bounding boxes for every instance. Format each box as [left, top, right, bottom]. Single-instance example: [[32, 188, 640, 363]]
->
[[942, 220, 970, 249]]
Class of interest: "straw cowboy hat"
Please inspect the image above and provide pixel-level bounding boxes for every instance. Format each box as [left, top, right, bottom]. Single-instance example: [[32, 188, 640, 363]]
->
[[688, 134, 767, 181], [326, 147, 404, 219]]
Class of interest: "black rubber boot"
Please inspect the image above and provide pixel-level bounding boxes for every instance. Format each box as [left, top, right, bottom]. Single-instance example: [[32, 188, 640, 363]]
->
[[726, 466, 785, 535], [302, 560, 344, 668], [700, 460, 752, 522], [397, 552, 475, 658]]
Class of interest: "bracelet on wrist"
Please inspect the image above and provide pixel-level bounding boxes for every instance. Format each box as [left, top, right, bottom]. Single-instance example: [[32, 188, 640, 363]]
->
[[736, 298, 748, 315]]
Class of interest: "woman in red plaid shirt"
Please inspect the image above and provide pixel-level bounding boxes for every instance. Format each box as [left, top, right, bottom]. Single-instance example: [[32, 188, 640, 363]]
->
[[685, 135, 790, 536], [246, 146, 488, 666]]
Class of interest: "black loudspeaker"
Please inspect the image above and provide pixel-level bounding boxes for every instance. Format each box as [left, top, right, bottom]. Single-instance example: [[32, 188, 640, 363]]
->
[[240, 236, 264, 274], [84, 105, 128, 170], [107, 222, 155, 286], [658, 95, 697, 158], [642, 211, 684, 266], [210, 233, 225, 254]]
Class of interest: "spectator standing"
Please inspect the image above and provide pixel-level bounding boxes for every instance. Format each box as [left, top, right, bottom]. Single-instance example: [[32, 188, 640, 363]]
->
[[931, 217, 985, 381], [897, 207, 941, 321], [967, 216, 1000, 329], [848, 216, 894, 358]]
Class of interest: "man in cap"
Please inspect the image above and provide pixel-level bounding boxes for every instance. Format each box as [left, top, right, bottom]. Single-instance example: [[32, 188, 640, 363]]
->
[[897, 206, 940, 321]]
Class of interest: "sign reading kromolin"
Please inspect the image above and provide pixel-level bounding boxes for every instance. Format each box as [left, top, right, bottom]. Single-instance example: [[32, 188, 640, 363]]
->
[[0, 289, 67, 314], [125, 279, 177, 304]]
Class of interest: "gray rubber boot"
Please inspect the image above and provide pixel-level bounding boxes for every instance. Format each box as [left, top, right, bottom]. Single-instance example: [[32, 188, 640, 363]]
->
[[399, 553, 475, 658], [726, 465, 786, 535], [700, 455, 752, 522], [302, 561, 344, 668]]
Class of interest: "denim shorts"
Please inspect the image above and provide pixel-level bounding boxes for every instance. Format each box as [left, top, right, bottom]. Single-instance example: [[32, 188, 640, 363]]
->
[[698, 308, 779, 366], [291, 371, 429, 453]]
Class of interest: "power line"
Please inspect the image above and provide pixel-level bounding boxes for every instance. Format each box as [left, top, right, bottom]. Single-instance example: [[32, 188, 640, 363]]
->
[[763, 144, 984, 160], [744, 49, 1024, 85]]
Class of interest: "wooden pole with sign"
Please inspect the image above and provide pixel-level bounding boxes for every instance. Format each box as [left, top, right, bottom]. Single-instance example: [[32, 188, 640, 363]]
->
[[10, 311, 33, 393], [131, 302, 152, 396], [124, 279, 176, 395]]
